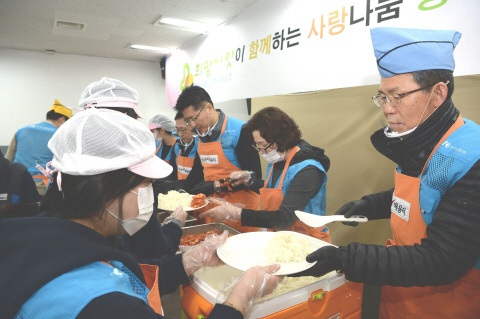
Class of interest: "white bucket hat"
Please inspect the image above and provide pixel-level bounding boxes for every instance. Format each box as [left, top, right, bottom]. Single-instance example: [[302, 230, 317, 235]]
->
[[78, 77, 144, 119], [46, 108, 172, 183]]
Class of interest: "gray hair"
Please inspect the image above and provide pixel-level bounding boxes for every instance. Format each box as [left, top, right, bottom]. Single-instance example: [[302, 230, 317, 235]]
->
[[412, 69, 454, 99]]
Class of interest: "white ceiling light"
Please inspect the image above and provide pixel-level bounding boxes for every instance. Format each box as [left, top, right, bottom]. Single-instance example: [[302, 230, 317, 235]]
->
[[130, 45, 174, 54], [153, 16, 215, 34], [54, 20, 85, 30]]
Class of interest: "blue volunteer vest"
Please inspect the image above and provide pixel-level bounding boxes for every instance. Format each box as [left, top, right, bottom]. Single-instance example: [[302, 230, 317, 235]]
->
[[199, 116, 243, 168], [155, 140, 173, 162], [266, 158, 328, 217], [14, 122, 57, 180], [399, 118, 480, 271], [173, 136, 199, 159], [15, 261, 149, 319]]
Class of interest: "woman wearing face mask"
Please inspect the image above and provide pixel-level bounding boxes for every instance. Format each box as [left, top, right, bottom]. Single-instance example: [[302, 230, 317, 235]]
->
[[199, 107, 332, 242], [0, 109, 283, 319], [148, 114, 177, 162]]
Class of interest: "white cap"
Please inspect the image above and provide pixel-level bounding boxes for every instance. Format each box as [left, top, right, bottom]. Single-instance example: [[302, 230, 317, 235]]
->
[[48, 108, 172, 178], [78, 77, 144, 119], [147, 114, 176, 132]]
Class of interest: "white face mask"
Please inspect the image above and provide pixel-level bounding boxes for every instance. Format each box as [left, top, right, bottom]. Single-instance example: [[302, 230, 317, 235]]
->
[[105, 184, 154, 236], [261, 149, 286, 163], [154, 132, 163, 143]]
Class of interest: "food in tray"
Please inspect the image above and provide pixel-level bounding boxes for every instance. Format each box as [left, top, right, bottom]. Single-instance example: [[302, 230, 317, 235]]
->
[[180, 230, 233, 246], [191, 193, 207, 208], [265, 233, 315, 263], [158, 191, 206, 210]]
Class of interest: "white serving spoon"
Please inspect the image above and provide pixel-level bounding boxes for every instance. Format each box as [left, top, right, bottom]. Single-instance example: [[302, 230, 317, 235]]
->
[[295, 210, 368, 228]]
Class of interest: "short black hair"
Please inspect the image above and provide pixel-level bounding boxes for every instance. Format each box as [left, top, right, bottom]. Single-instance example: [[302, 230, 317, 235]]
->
[[174, 85, 213, 113], [46, 110, 68, 121], [174, 112, 184, 120], [412, 69, 454, 100]]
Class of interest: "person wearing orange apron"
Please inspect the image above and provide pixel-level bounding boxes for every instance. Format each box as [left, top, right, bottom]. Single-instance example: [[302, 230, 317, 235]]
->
[[174, 86, 263, 233], [294, 27, 480, 318], [148, 114, 177, 162], [170, 112, 199, 180], [5, 99, 72, 196], [199, 107, 332, 242]]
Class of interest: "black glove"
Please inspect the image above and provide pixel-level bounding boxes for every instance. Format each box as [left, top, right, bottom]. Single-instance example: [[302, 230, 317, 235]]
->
[[335, 199, 370, 226], [190, 181, 215, 196], [152, 180, 175, 195], [288, 246, 347, 278]]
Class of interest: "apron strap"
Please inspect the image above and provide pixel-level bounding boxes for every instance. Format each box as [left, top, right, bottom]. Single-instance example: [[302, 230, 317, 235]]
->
[[420, 115, 464, 176], [155, 141, 162, 155], [264, 146, 300, 189]]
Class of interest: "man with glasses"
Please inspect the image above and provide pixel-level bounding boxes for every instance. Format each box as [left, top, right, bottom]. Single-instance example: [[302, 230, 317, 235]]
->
[[292, 27, 480, 318], [173, 85, 262, 232], [169, 112, 199, 181]]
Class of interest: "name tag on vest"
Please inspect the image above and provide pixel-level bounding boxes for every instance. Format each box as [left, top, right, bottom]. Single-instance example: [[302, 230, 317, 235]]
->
[[178, 165, 192, 175], [200, 155, 219, 165], [391, 196, 410, 221], [0, 193, 7, 201]]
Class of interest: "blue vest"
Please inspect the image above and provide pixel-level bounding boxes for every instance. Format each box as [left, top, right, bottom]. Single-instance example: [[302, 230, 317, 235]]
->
[[199, 116, 243, 168], [266, 158, 328, 216], [155, 141, 172, 161], [400, 118, 480, 271], [14, 122, 57, 180], [173, 136, 199, 159], [15, 261, 149, 319]]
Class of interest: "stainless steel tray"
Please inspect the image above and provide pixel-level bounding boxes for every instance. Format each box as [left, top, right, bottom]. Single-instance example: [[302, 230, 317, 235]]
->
[[182, 223, 241, 236]]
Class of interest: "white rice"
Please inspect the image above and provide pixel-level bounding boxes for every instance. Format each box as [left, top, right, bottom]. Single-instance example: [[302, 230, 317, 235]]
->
[[265, 233, 314, 263], [157, 190, 192, 210]]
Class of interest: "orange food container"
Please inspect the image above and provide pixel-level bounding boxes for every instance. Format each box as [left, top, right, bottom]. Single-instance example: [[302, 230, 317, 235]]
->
[[182, 267, 362, 319]]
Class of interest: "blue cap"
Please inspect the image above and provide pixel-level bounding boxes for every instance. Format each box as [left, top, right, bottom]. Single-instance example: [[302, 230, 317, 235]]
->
[[370, 27, 462, 78]]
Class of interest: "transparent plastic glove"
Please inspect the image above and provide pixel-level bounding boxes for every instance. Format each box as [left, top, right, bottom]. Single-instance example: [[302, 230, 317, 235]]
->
[[229, 170, 255, 187], [199, 198, 244, 222], [182, 230, 228, 279], [216, 264, 284, 316], [162, 206, 187, 228]]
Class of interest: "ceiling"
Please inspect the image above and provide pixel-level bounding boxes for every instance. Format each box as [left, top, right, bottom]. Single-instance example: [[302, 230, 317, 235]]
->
[[0, 0, 259, 62]]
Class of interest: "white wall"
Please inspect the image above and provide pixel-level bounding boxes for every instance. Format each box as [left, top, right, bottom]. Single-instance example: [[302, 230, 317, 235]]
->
[[0, 48, 249, 147]]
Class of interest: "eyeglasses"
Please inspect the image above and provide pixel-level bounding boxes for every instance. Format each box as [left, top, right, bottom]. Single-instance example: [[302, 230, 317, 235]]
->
[[372, 83, 437, 108], [252, 142, 273, 153], [184, 104, 205, 125], [175, 128, 190, 134]]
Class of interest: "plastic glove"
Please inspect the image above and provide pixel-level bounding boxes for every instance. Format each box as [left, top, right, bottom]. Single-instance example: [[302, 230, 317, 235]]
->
[[152, 180, 175, 195], [182, 230, 228, 278], [217, 264, 284, 316], [335, 199, 370, 226], [229, 170, 255, 187], [190, 181, 215, 196], [199, 197, 244, 222], [162, 206, 187, 228], [288, 246, 346, 278]]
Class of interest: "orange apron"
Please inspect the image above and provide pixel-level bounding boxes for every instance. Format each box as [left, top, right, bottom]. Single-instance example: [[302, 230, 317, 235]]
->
[[102, 262, 163, 315], [155, 137, 176, 162], [379, 115, 480, 318], [32, 174, 49, 188], [198, 116, 261, 233], [177, 144, 195, 180], [260, 146, 331, 243]]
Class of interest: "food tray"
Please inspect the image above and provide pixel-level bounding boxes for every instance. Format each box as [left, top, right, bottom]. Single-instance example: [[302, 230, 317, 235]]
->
[[182, 223, 241, 236]]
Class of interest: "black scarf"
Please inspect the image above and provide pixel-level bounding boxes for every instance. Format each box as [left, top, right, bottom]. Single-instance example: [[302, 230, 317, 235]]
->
[[370, 98, 459, 177]]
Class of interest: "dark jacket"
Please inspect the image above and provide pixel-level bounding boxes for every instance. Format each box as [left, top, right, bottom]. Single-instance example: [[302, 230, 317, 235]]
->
[[0, 151, 39, 207], [0, 215, 241, 319], [344, 99, 480, 287], [242, 139, 330, 229]]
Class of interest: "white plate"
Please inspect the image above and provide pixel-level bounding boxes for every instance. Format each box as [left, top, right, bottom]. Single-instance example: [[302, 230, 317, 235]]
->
[[158, 195, 208, 212], [217, 231, 332, 275]]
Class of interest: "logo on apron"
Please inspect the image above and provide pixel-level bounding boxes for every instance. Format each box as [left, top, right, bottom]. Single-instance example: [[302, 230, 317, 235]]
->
[[391, 196, 411, 221], [200, 155, 219, 164], [0, 193, 7, 201], [178, 165, 192, 175]]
